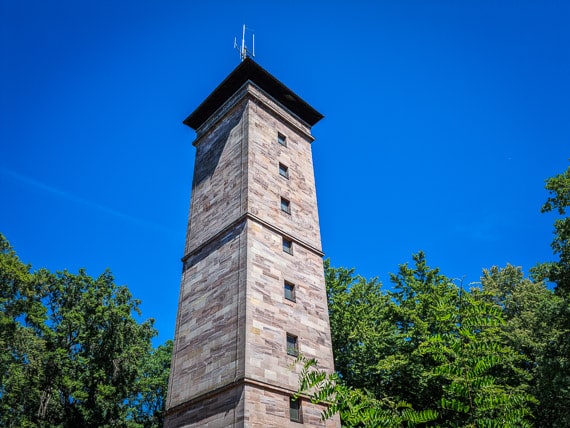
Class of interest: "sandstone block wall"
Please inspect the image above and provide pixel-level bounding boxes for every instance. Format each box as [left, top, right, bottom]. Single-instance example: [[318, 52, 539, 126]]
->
[[243, 384, 337, 427], [185, 100, 248, 255], [164, 385, 245, 428], [245, 220, 335, 391], [166, 81, 339, 427], [167, 221, 247, 409], [246, 86, 322, 252]]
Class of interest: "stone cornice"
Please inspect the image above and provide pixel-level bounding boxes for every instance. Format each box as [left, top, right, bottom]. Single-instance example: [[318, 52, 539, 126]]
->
[[182, 212, 324, 269], [164, 376, 317, 420]]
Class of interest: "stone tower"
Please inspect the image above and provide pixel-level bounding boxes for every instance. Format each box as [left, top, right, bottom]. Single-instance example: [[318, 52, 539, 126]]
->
[[164, 58, 339, 427]]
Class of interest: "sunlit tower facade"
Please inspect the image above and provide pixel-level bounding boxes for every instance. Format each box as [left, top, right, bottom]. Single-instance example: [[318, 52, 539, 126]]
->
[[164, 57, 339, 427]]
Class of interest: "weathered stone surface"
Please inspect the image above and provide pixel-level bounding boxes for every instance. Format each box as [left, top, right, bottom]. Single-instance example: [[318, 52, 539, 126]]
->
[[184, 99, 249, 256], [165, 76, 339, 427], [245, 220, 335, 389], [167, 221, 247, 410], [246, 84, 322, 253], [243, 384, 337, 427], [164, 384, 245, 428]]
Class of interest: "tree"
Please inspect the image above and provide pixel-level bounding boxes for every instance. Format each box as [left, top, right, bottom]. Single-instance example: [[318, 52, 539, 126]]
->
[[389, 253, 535, 426], [320, 258, 440, 426], [0, 233, 168, 428], [301, 254, 537, 426], [325, 260, 397, 396], [480, 264, 561, 418], [422, 288, 537, 427], [43, 268, 157, 427], [530, 163, 570, 427], [126, 340, 173, 428], [0, 233, 46, 427], [386, 251, 461, 411], [536, 164, 570, 296]]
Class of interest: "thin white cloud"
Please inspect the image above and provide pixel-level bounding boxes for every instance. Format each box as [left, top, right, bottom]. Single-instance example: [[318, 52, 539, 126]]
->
[[1, 165, 173, 235]]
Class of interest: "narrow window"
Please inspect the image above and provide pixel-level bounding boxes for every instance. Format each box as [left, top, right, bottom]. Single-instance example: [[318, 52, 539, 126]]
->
[[281, 197, 291, 214], [282, 237, 293, 255], [278, 132, 287, 147], [290, 397, 302, 422], [286, 333, 298, 356], [284, 281, 295, 302], [279, 162, 289, 179]]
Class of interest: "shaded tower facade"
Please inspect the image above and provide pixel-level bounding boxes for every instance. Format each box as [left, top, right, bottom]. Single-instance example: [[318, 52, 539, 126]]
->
[[164, 58, 339, 427]]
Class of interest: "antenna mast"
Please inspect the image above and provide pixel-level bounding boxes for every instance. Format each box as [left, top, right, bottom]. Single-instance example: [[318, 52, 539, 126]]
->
[[234, 24, 255, 62]]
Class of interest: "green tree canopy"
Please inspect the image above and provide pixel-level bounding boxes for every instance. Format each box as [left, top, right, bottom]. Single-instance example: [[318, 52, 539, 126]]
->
[[0, 234, 170, 428], [300, 254, 539, 427], [298, 164, 570, 427], [530, 163, 570, 427]]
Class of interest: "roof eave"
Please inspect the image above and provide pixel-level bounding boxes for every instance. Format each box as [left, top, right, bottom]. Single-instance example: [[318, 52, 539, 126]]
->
[[184, 58, 323, 130]]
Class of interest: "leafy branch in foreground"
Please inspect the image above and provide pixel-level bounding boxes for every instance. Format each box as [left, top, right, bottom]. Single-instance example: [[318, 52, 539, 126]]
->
[[295, 355, 437, 427]]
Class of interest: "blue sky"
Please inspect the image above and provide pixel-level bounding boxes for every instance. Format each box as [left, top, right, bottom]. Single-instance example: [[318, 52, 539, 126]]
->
[[2, 1, 568, 344]]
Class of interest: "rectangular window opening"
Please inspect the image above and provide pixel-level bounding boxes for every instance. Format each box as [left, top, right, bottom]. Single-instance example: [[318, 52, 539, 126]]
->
[[279, 163, 289, 179], [282, 237, 293, 255], [281, 197, 291, 214], [278, 132, 287, 147], [290, 396, 302, 422], [284, 281, 296, 302], [287, 333, 299, 356]]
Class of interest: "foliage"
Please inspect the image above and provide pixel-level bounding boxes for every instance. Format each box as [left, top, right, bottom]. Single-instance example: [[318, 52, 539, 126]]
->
[[325, 260, 396, 396], [479, 265, 561, 405], [127, 340, 173, 428], [305, 254, 538, 426], [313, 163, 570, 426], [296, 356, 437, 427], [0, 234, 44, 427], [0, 234, 170, 428], [533, 164, 570, 296], [386, 251, 461, 411], [422, 289, 537, 427], [530, 163, 570, 427]]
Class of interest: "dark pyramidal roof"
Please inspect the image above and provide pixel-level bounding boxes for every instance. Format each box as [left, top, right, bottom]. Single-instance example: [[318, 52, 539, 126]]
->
[[184, 57, 324, 130]]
